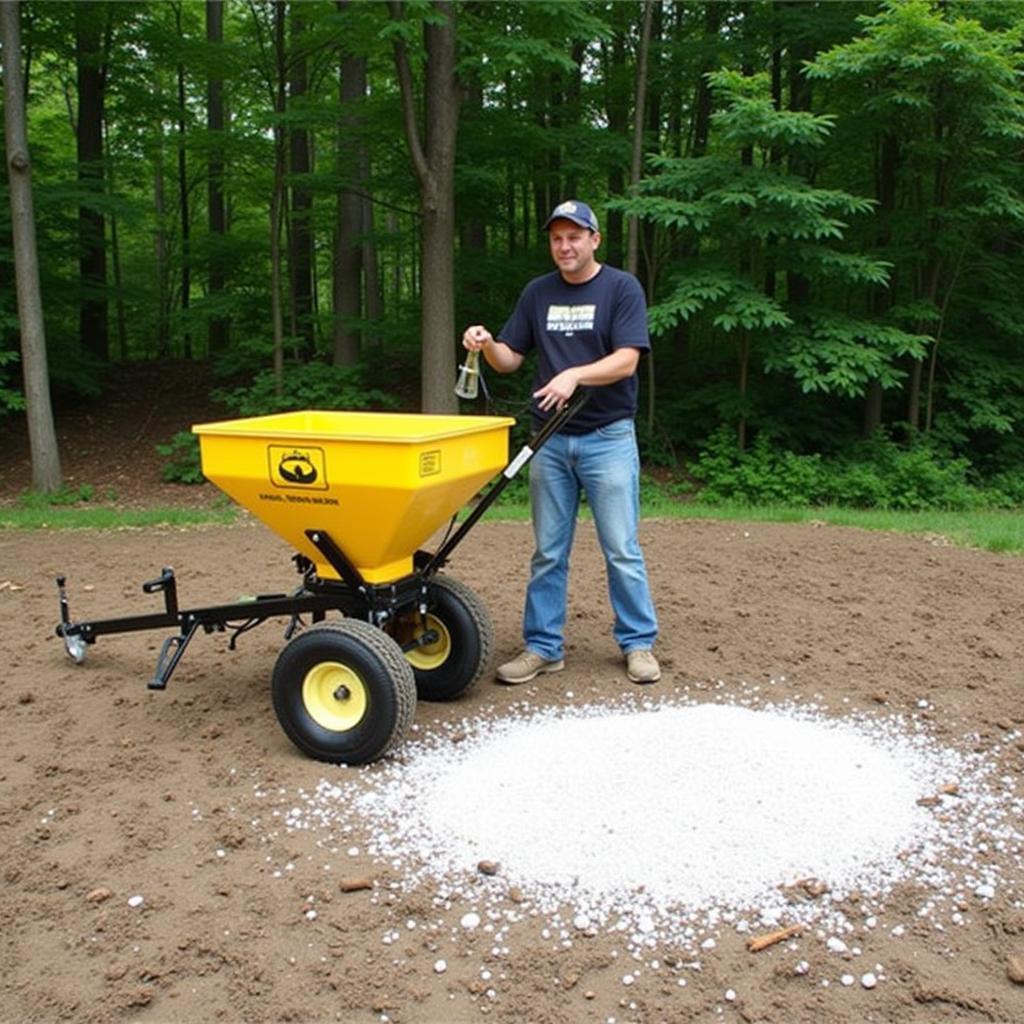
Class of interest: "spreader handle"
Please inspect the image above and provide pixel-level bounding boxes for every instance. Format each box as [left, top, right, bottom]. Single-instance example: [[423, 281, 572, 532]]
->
[[421, 388, 590, 575]]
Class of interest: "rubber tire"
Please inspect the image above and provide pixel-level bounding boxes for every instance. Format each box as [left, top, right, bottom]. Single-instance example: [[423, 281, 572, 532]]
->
[[390, 575, 494, 702], [271, 620, 416, 765]]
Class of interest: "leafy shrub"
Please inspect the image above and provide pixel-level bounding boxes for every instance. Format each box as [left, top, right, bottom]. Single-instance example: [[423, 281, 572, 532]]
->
[[214, 361, 401, 417], [156, 430, 204, 485], [690, 428, 826, 505], [17, 483, 110, 507], [690, 427, 998, 510], [984, 468, 1024, 508], [831, 437, 978, 511]]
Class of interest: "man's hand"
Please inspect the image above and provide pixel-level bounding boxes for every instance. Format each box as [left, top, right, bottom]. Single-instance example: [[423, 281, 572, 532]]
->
[[462, 325, 493, 351], [460, 326, 524, 374], [534, 368, 581, 412]]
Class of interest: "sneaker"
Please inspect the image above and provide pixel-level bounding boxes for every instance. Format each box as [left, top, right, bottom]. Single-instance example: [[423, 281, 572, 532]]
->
[[496, 650, 565, 685], [626, 649, 661, 684]]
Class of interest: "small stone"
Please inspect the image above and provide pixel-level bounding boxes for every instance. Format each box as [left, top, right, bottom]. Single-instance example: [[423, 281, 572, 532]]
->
[[127, 895, 144, 908], [127, 987, 155, 1007], [826, 937, 848, 954], [941, 782, 960, 796], [339, 876, 373, 893], [840, 974, 855, 987], [477, 860, 500, 876], [584, 990, 595, 1000], [460, 912, 481, 930], [507, 886, 524, 903], [86, 887, 113, 903], [105, 962, 129, 981], [975, 884, 995, 900], [868, 692, 888, 704], [434, 959, 447, 974], [861, 972, 878, 989], [1007, 955, 1024, 985]]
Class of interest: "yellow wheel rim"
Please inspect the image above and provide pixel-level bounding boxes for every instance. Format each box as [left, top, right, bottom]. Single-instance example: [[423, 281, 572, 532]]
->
[[401, 614, 451, 671], [302, 661, 367, 732]]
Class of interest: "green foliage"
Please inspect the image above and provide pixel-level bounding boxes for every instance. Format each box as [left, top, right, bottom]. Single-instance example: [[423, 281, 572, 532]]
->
[[156, 431, 204, 485], [213, 362, 402, 417], [15, 482, 112, 508], [689, 429, 827, 507], [0, 346, 23, 414], [6, 0, 1023, 505], [690, 427, 992, 511]]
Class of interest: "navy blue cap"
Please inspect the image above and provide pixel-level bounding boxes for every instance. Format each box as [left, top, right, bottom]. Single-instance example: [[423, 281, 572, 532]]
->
[[543, 199, 599, 233]]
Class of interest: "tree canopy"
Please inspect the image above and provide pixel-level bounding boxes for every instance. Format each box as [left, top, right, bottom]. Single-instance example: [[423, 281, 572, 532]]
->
[[1, 0, 1022, 500]]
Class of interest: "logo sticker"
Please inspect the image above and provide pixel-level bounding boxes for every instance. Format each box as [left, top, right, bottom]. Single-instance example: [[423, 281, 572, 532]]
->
[[419, 450, 441, 476], [269, 445, 328, 490]]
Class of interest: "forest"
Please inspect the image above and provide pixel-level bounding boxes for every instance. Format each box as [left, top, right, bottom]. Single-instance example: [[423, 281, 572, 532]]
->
[[1, 0, 1023, 509]]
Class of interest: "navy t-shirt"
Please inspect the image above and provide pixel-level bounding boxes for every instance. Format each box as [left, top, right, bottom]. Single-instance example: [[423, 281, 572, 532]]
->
[[498, 265, 650, 434]]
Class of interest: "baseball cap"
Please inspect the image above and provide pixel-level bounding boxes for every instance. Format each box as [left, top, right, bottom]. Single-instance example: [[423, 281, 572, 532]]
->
[[543, 199, 599, 233]]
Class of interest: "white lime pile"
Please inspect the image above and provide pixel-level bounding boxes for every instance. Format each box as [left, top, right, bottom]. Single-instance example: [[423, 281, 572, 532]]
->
[[288, 698, 1024, 951]]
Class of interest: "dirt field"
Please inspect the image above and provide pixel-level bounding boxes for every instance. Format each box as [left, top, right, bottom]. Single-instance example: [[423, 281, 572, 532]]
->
[[2, 511, 1024, 1024]]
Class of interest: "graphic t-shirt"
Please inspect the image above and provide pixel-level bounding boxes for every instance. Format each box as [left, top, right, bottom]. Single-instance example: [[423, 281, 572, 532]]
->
[[498, 265, 650, 434]]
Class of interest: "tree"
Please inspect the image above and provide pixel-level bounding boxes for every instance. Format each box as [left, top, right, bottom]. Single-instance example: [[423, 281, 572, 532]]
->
[[616, 68, 921, 449], [333, 0, 364, 367], [389, 0, 460, 414], [207, 0, 229, 353], [2, 0, 62, 491], [75, 1, 109, 361], [806, 0, 1024, 438]]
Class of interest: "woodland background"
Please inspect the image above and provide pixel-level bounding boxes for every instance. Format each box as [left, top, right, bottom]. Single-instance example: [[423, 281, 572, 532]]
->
[[1, 0, 1023, 509]]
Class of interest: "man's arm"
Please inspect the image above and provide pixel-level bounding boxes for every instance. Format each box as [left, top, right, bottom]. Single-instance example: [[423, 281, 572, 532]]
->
[[533, 347, 640, 412], [462, 325, 524, 373]]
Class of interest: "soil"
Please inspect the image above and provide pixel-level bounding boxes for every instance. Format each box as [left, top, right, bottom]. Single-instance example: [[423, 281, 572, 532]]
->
[[1, 363, 1023, 1024]]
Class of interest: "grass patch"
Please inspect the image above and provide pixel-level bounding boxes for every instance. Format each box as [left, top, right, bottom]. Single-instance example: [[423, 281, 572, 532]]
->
[[0, 500, 237, 531], [481, 491, 1024, 556], [3, 481, 1019, 557]]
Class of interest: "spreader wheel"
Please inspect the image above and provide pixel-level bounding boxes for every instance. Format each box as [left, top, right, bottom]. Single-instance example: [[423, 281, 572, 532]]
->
[[271, 620, 416, 765], [389, 575, 493, 702]]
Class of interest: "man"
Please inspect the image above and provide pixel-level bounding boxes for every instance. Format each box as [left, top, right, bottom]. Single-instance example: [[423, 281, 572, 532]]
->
[[462, 199, 660, 685]]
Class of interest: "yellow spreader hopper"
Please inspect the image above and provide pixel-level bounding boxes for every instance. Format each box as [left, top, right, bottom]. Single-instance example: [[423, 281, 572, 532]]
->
[[192, 409, 515, 584], [55, 394, 587, 766]]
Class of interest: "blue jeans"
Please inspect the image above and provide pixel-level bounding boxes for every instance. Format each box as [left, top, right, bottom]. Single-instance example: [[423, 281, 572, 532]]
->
[[523, 418, 658, 660]]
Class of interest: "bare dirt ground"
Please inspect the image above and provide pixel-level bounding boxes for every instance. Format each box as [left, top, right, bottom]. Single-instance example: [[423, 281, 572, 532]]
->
[[1, 364, 1023, 1024]]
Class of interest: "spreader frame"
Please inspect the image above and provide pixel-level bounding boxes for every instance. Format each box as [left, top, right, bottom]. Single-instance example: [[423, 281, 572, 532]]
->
[[54, 391, 588, 696]]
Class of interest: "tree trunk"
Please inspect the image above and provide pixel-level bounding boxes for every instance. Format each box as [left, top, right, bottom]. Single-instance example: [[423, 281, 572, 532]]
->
[[174, 2, 191, 359], [207, 0, 229, 353], [626, 0, 653, 278], [602, 4, 629, 267], [2, 0, 61, 491], [75, 3, 108, 361], [271, 0, 287, 391], [390, 0, 460, 414], [626, 0, 655, 433], [863, 382, 883, 436], [333, 2, 364, 368], [289, 5, 315, 357], [458, 70, 486, 317], [361, 182, 382, 342], [153, 112, 170, 358], [737, 332, 750, 453], [864, 130, 899, 436]]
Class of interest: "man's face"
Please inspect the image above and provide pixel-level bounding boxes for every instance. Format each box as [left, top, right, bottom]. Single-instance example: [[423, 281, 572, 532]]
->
[[548, 219, 601, 282]]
